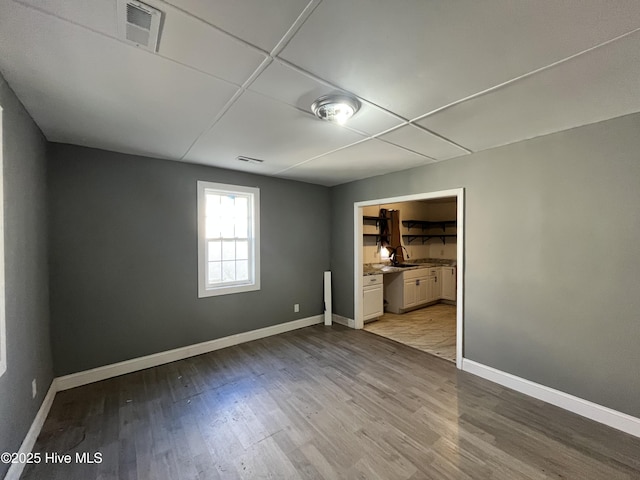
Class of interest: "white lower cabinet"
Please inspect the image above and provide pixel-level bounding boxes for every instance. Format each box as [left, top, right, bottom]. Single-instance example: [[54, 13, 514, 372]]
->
[[440, 266, 456, 301], [416, 276, 429, 305], [403, 273, 430, 309], [385, 269, 431, 314], [363, 274, 384, 321], [384, 266, 455, 314], [428, 268, 440, 303]]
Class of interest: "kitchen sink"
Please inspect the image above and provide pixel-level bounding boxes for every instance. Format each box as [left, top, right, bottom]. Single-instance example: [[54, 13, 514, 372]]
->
[[393, 263, 421, 268]]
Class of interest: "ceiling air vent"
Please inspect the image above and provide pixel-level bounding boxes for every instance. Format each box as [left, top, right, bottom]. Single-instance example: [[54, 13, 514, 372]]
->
[[118, 0, 163, 52]]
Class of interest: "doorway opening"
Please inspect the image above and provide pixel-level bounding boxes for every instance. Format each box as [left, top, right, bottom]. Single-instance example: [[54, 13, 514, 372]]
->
[[353, 189, 464, 369]]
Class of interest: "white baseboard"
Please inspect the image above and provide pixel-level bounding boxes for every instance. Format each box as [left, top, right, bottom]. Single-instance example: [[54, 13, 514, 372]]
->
[[56, 315, 323, 391], [4, 316, 324, 480], [9, 323, 639, 480], [462, 358, 640, 438], [4, 381, 57, 480], [332, 314, 355, 328]]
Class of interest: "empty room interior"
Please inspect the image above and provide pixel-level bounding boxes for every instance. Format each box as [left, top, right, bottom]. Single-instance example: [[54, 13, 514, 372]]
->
[[1, 1, 640, 479]]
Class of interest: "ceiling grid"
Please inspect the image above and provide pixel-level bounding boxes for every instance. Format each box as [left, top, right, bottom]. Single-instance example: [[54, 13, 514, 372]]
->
[[0, 0, 638, 185]]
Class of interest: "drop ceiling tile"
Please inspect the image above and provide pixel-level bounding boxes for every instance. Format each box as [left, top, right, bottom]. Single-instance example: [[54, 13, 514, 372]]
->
[[281, 0, 640, 119], [249, 60, 335, 109], [16, 0, 118, 36], [418, 30, 640, 152], [380, 125, 469, 161], [279, 138, 433, 186], [15, 0, 267, 85], [250, 60, 404, 136], [149, 0, 267, 84], [184, 90, 366, 173], [164, 0, 311, 51], [0, 2, 239, 159]]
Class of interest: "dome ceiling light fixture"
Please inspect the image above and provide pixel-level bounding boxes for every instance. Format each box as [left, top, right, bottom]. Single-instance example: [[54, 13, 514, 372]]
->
[[311, 94, 360, 125]]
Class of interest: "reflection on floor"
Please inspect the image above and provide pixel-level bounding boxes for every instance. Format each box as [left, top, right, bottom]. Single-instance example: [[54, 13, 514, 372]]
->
[[364, 303, 456, 362]]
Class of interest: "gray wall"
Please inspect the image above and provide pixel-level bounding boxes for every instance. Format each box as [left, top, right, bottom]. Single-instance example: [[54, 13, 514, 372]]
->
[[0, 74, 53, 478], [331, 113, 640, 417], [48, 144, 331, 376]]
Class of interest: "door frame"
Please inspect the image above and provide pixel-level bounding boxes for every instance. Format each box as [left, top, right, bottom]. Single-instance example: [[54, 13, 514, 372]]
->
[[353, 188, 465, 369]]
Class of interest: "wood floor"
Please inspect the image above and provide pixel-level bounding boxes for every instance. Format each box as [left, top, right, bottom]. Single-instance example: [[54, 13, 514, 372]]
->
[[23, 325, 640, 479], [364, 304, 457, 362]]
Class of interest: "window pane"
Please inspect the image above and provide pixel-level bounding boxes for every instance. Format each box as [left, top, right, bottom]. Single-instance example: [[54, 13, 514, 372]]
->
[[222, 261, 235, 282], [206, 193, 220, 216], [205, 216, 218, 239], [235, 195, 247, 212], [221, 197, 234, 227], [236, 260, 249, 281], [210, 195, 223, 222], [208, 262, 221, 284], [220, 216, 234, 238], [236, 240, 248, 260], [221, 194, 234, 209], [222, 241, 235, 260], [235, 196, 248, 218], [235, 216, 248, 239], [235, 196, 248, 238], [206, 194, 221, 239], [208, 240, 221, 261]]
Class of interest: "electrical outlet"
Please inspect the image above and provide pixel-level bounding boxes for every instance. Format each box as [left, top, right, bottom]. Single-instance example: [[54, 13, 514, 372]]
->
[[294, 304, 300, 313], [32, 379, 37, 399]]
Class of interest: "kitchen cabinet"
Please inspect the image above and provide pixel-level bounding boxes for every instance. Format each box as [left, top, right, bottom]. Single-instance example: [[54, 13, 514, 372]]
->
[[417, 275, 430, 305], [440, 266, 456, 301], [363, 274, 384, 321], [385, 268, 436, 314], [403, 275, 429, 309], [384, 266, 456, 313], [428, 268, 441, 302]]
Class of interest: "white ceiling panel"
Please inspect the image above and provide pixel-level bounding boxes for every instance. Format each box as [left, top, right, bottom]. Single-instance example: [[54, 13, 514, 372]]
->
[[184, 90, 366, 173], [418, 31, 640, 152], [15, 0, 267, 85], [280, 0, 640, 119], [149, 0, 267, 84], [16, 0, 118, 36], [380, 125, 469, 161], [163, 0, 312, 51], [0, 2, 239, 159], [249, 60, 403, 135], [279, 138, 433, 186]]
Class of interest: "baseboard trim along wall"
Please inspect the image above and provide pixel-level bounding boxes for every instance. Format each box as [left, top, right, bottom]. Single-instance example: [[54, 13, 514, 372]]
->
[[5, 316, 323, 480], [462, 358, 640, 438], [8, 320, 640, 480], [56, 315, 324, 391], [332, 314, 355, 328], [4, 381, 57, 480]]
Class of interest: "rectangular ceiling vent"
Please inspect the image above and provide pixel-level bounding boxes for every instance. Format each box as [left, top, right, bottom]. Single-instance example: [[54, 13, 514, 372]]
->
[[118, 0, 163, 52]]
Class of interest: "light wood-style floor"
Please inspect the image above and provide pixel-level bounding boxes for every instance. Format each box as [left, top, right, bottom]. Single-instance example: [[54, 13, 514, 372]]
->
[[365, 304, 457, 362], [23, 325, 640, 479]]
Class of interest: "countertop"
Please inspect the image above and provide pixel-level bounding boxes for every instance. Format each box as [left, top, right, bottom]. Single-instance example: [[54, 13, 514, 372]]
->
[[363, 259, 456, 276]]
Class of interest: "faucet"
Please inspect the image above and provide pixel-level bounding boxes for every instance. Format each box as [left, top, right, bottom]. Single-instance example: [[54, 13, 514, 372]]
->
[[389, 245, 409, 266]]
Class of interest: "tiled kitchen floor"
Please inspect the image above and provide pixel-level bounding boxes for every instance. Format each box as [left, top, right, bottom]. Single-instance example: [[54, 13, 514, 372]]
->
[[364, 303, 456, 362]]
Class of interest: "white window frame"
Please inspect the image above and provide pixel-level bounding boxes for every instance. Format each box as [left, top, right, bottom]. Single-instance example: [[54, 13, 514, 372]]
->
[[0, 106, 6, 377], [197, 181, 260, 298]]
